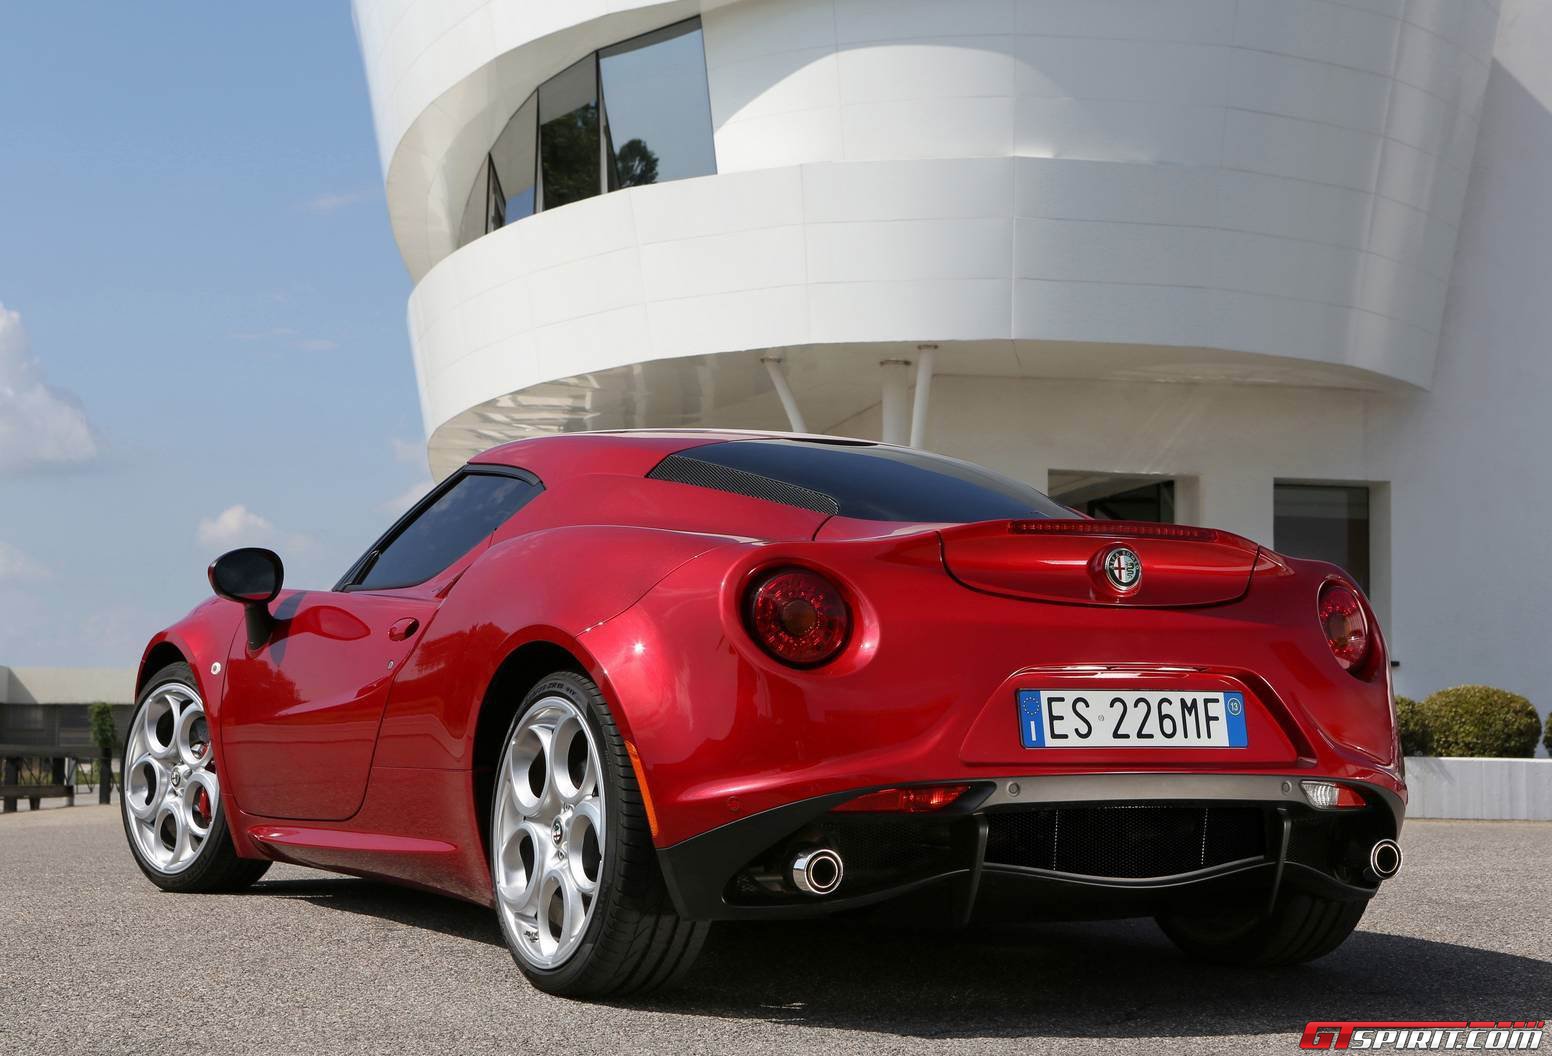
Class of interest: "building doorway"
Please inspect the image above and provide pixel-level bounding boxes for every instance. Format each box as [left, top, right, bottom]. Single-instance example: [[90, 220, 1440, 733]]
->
[[1048, 472, 1176, 523]]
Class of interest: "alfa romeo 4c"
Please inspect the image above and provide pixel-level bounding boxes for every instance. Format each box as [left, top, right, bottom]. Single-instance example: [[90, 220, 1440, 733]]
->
[[121, 431, 1404, 996]]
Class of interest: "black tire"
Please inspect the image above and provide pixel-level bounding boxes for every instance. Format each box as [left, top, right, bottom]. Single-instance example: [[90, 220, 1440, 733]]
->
[[120, 662, 271, 893], [1157, 892, 1367, 965], [491, 671, 709, 998]]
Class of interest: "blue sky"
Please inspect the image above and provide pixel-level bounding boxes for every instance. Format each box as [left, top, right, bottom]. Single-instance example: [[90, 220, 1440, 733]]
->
[[0, 4, 433, 667]]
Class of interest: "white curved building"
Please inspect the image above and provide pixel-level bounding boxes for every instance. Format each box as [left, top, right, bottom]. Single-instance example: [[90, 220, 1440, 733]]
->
[[354, 0, 1552, 717]]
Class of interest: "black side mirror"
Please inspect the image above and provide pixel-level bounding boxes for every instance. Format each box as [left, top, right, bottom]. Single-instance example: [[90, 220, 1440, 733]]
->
[[209, 547, 284, 650]]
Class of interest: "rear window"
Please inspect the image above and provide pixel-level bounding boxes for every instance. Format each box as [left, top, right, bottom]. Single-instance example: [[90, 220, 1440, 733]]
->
[[648, 439, 1070, 523]]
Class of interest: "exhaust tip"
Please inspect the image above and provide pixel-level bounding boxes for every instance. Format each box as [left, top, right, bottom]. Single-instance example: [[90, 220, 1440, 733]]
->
[[1368, 838, 1402, 881], [790, 847, 844, 896]]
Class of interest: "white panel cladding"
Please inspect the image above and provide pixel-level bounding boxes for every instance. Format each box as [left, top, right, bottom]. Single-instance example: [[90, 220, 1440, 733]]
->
[[358, 0, 1552, 767], [355, 0, 1499, 404]]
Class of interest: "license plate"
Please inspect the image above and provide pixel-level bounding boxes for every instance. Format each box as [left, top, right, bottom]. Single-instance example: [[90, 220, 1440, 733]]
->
[[1017, 689, 1248, 748]]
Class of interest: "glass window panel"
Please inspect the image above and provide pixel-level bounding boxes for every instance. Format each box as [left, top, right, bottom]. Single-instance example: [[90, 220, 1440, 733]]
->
[[673, 439, 1071, 522], [485, 158, 505, 232], [357, 472, 540, 590], [1273, 483, 1370, 593], [457, 157, 489, 248], [539, 56, 601, 210], [490, 94, 537, 226], [599, 19, 716, 190]]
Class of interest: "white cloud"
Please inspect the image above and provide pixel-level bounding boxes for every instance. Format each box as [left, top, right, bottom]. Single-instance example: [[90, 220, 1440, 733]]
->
[[196, 505, 277, 549], [390, 437, 426, 465], [382, 438, 433, 512], [0, 539, 48, 582], [0, 304, 99, 474], [380, 478, 433, 515], [228, 327, 337, 352], [195, 505, 314, 555], [304, 189, 374, 214]]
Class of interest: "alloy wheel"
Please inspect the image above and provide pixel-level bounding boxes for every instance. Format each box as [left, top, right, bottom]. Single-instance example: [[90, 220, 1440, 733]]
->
[[493, 695, 607, 969], [125, 681, 219, 874]]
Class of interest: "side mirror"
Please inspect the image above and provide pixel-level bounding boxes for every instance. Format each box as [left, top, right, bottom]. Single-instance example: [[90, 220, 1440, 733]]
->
[[209, 547, 284, 650]]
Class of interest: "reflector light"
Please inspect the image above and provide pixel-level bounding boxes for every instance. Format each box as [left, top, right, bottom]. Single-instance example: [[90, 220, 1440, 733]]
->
[[833, 784, 971, 813], [745, 567, 850, 667], [1317, 581, 1371, 672], [624, 741, 659, 839], [1300, 780, 1366, 810], [1008, 519, 1221, 542]]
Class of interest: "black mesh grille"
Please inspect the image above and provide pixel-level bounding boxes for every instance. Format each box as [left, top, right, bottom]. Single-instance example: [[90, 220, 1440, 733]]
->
[[984, 805, 1266, 878], [647, 453, 839, 515]]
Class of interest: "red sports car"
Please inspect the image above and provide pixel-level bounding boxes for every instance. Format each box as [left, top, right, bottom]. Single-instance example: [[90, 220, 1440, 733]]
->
[[121, 430, 1404, 996]]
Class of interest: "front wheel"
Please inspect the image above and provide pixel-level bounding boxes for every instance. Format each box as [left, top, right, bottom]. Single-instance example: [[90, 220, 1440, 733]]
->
[[1157, 892, 1367, 965], [490, 671, 708, 997], [120, 662, 270, 892]]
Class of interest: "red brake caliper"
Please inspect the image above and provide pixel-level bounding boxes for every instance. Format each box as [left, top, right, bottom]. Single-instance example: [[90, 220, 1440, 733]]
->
[[196, 787, 211, 822]]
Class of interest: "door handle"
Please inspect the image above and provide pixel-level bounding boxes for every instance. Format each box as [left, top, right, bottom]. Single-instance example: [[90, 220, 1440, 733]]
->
[[388, 617, 420, 642]]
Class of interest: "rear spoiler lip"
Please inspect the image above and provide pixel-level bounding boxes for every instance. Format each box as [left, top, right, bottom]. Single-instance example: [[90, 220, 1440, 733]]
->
[[935, 518, 1275, 609], [1003, 517, 1256, 550]]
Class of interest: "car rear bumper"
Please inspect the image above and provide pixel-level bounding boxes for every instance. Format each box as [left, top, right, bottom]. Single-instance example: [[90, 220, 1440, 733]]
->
[[656, 773, 1404, 922]]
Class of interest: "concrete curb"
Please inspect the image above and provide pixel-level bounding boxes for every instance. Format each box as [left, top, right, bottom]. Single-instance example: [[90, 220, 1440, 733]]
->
[[1404, 756, 1552, 820]]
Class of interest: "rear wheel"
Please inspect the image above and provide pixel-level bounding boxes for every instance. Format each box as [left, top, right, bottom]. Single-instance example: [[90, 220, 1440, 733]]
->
[[120, 662, 270, 893], [491, 671, 708, 997], [1157, 892, 1367, 965]]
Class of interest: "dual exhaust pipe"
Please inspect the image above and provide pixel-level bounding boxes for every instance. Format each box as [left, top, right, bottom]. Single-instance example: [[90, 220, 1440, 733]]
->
[[790, 847, 845, 896], [785, 837, 1398, 898], [1367, 838, 1402, 882]]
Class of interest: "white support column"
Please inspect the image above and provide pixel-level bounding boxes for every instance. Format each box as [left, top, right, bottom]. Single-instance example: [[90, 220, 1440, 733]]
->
[[909, 346, 936, 449], [762, 357, 807, 433], [1193, 470, 1274, 544], [880, 359, 912, 445]]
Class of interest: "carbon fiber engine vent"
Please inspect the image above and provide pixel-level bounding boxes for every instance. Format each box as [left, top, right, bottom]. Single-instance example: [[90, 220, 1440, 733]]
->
[[648, 453, 839, 515]]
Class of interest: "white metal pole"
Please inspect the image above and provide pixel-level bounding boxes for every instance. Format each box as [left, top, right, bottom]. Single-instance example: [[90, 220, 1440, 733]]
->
[[881, 359, 912, 445], [763, 357, 808, 433], [909, 346, 936, 449]]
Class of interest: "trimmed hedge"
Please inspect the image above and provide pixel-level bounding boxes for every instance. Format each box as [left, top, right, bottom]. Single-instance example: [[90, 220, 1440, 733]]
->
[[1544, 709, 1552, 755], [1394, 696, 1432, 757], [1418, 685, 1541, 759]]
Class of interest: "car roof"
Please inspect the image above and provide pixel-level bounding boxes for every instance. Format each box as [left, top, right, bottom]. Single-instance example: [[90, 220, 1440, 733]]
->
[[467, 429, 880, 480]]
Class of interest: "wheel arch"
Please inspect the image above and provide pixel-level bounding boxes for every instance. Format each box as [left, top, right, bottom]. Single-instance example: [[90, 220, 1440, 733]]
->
[[137, 640, 189, 693], [471, 633, 618, 864]]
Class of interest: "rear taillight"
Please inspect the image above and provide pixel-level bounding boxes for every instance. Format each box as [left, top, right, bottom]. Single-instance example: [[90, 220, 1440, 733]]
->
[[1318, 581, 1371, 673], [833, 784, 970, 813], [745, 567, 850, 667]]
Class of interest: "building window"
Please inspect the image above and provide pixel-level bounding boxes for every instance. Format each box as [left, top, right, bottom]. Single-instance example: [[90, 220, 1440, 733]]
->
[[539, 56, 601, 211], [1273, 483, 1370, 593], [491, 97, 538, 224], [600, 20, 716, 191], [457, 17, 715, 249], [1086, 481, 1175, 523]]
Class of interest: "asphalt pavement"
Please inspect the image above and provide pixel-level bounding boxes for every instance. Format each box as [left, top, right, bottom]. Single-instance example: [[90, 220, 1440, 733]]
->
[[2, 804, 1547, 1055]]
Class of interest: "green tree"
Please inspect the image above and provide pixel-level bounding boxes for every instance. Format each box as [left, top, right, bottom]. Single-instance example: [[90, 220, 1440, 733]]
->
[[614, 138, 660, 188], [89, 701, 116, 757]]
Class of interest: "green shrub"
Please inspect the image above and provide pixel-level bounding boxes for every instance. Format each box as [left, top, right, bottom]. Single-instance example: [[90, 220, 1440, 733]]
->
[[1394, 696, 1432, 756], [1421, 685, 1540, 758], [88, 701, 116, 756], [1544, 709, 1551, 755]]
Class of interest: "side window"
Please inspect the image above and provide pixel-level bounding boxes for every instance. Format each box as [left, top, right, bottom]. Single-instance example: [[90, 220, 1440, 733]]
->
[[353, 471, 540, 590]]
